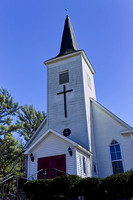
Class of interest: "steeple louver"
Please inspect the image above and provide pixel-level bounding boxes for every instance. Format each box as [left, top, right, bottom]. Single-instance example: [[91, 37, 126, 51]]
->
[[58, 15, 78, 57]]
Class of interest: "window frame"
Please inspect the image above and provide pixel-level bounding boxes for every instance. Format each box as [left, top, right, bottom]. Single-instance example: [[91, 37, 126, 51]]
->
[[86, 73, 92, 90], [82, 156, 86, 174], [109, 140, 124, 174], [59, 70, 69, 85]]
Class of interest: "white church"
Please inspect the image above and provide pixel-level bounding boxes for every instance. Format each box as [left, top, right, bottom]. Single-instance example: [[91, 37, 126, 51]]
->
[[24, 15, 133, 179]]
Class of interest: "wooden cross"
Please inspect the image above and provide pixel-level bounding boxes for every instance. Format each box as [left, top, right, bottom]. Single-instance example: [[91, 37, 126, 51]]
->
[[57, 85, 73, 118]]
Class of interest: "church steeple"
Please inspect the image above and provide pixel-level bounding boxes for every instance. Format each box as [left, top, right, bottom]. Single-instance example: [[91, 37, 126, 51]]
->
[[58, 15, 78, 57]]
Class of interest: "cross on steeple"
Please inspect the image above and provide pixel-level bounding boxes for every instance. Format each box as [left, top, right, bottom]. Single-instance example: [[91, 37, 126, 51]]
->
[[65, 8, 68, 14], [57, 85, 73, 118]]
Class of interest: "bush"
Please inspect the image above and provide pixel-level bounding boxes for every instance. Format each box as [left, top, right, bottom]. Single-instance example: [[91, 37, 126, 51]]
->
[[128, 172, 133, 198], [50, 175, 81, 198], [24, 172, 133, 199], [100, 172, 131, 200], [24, 179, 52, 200], [74, 177, 102, 199], [18, 177, 27, 189]]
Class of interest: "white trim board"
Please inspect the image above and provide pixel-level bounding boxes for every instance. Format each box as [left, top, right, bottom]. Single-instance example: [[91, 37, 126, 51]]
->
[[24, 128, 92, 156], [90, 98, 133, 130]]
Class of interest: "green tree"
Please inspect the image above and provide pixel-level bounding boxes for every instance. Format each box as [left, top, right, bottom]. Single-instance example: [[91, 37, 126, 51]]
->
[[0, 88, 24, 177], [0, 133, 24, 176], [16, 104, 46, 141], [0, 88, 45, 177], [0, 88, 19, 136]]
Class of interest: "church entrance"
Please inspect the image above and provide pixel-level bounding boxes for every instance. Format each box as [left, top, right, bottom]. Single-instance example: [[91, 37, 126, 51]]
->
[[38, 154, 66, 179]]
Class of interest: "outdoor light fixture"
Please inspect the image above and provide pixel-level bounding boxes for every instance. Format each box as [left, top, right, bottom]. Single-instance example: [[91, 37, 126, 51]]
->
[[68, 146, 72, 156], [30, 153, 34, 162]]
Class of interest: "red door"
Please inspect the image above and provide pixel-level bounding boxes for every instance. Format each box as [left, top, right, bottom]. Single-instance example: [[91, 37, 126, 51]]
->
[[38, 154, 66, 179]]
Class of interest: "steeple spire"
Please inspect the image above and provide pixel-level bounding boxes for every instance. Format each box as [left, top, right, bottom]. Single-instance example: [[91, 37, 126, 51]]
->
[[58, 15, 78, 57]]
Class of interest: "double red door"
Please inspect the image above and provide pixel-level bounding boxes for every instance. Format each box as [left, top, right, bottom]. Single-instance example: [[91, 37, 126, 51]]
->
[[38, 154, 66, 179]]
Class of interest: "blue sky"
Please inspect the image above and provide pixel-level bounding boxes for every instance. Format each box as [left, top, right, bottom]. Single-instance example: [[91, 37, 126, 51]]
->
[[0, 0, 133, 127]]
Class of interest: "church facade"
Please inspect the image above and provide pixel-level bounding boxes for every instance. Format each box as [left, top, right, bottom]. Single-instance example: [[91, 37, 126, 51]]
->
[[24, 16, 133, 179]]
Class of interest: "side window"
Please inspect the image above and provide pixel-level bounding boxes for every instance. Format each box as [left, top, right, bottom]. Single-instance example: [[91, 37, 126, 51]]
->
[[94, 163, 97, 173], [25, 156, 28, 177], [59, 70, 69, 85], [83, 156, 86, 174], [86, 74, 92, 90], [110, 140, 124, 174]]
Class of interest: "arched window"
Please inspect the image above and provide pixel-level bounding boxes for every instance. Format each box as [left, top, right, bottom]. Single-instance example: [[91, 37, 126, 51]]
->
[[110, 140, 124, 174]]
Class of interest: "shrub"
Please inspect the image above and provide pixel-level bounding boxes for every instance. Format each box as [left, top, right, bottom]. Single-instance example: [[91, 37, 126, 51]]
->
[[74, 177, 102, 199], [128, 172, 133, 198], [100, 172, 131, 200], [18, 177, 27, 189], [24, 179, 52, 200], [24, 172, 133, 199], [50, 175, 81, 198]]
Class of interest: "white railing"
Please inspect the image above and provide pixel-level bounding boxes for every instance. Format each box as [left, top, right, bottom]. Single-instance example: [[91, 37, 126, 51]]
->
[[0, 174, 27, 200], [0, 173, 13, 181], [0, 168, 68, 199]]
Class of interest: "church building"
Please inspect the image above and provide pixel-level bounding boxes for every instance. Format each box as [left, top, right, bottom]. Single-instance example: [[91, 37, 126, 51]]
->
[[24, 15, 133, 179]]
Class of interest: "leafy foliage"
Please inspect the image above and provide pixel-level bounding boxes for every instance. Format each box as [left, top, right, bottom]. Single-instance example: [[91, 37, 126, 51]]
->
[[24, 172, 133, 199], [74, 177, 102, 198], [50, 175, 81, 198], [128, 173, 133, 198], [0, 88, 19, 136], [0, 133, 25, 176], [24, 179, 53, 200], [25, 175, 81, 199], [16, 104, 46, 141], [0, 88, 46, 177], [0, 88, 24, 177], [100, 172, 132, 199]]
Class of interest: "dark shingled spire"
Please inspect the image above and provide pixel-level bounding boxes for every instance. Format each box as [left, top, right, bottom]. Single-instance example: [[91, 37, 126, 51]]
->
[[58, 15, 78, 57]]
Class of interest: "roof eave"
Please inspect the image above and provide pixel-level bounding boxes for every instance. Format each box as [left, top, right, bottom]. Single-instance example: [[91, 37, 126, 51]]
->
[[44, 50, 96, 75], [121, 130, 133, 135], [90, 98, 133, 130], [44, 50, 81, 65], [75, 145, 92, 156], [24, 128, 92, 156]]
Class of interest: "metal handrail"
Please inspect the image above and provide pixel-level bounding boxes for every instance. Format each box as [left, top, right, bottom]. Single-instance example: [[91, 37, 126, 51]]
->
[[27, 168, 68, 180], [43, 168, 68, 174], [27, 169, 43, 180], [0, 169, 68, 200], [0, 173, 13, 181], [0, 174, 27, 184], [0, 174, 18, 200], [0, 175, 15, 184], [0, 174, 28, 200], [54, 168, 68, 174], [0, 168, 68, 182]]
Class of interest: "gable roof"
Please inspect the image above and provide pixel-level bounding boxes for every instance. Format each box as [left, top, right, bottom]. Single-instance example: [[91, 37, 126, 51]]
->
[[90, 98, 133, 130], [24, 128, 92, 156]]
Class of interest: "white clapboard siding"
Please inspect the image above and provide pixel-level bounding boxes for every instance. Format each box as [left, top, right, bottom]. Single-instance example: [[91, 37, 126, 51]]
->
[[76, 148, 91, 178], [28, 133, 76, 179], [91, 99, 133, 178], [27, 132, 92, 180], [46, 52, 96, 152]]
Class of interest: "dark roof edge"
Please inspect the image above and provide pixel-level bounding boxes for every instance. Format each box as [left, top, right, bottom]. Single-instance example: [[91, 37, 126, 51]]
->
[[57, 15, 78, 57], [44, 50, 96, 74]]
